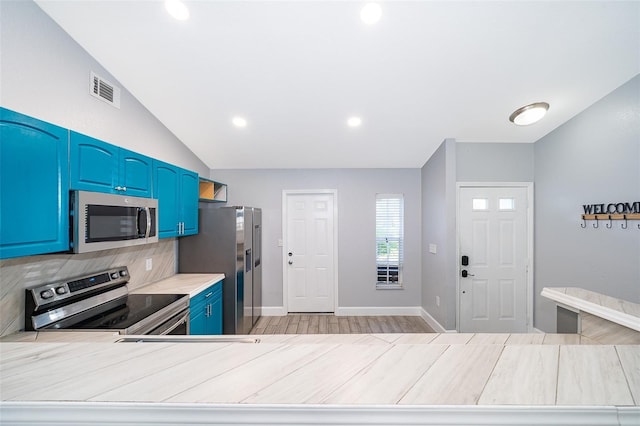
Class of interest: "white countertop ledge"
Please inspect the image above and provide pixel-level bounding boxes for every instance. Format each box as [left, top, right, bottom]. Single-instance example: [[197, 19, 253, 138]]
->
[[1, 402, 638, 426], [132, 273, 225, 298], [541, 287, 640, 332]]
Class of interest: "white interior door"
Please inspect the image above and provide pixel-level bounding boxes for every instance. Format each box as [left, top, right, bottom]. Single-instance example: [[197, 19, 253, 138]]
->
[[285, 192, 336, 312], [458, 186, 531, 332]]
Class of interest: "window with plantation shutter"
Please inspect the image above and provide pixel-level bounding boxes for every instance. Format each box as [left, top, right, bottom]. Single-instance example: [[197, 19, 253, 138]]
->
[[376, 194, 404, 288]]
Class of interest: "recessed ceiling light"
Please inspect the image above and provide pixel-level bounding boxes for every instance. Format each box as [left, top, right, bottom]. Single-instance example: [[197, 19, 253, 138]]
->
[[509, 102, 550, 126], [165, 0, 189, 21], [232, 116, 247, 128], [360, 3, 382, 25], [347, 117, 362, 127]]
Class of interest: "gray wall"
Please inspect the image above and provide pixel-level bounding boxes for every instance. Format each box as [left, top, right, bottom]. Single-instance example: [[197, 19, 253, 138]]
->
[[208, 169, 422, 310], [421, 140, 457, 330], [0, 0, 205, 336], [457, 143, 534, 182], [534, 74, 640, 332], [0, 0, 208, 176]]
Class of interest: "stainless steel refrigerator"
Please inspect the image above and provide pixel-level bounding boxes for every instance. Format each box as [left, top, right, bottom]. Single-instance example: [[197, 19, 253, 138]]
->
[[179, 206, 262, 334]]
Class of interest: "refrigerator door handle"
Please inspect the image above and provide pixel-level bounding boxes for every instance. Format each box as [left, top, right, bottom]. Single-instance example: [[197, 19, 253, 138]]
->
[[245, 248, 252, 273]]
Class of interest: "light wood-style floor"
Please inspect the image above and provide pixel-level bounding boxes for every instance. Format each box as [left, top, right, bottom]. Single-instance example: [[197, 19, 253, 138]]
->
[[250, 314, 435, 335]]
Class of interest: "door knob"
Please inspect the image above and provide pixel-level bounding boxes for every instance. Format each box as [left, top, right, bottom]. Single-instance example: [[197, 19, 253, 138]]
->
[[288, 252, 293, 257], [461, 270, 475, 278]]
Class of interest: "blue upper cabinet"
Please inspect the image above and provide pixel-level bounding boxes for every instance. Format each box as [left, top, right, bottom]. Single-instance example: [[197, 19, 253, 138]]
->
[[153, 160, 199, 238], [70, 132, 152, 198], [0, 108, 69, 259], [153, 161, 180, 238], [120, 148, 153, 198], [180, 169, 199, 236]]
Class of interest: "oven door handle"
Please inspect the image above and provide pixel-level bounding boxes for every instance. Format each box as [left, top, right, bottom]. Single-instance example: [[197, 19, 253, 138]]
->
[[149, 310, 190, 335]]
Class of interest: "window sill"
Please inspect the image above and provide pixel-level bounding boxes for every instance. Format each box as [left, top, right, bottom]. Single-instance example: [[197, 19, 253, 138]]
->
[[376, 283, 403, 290]]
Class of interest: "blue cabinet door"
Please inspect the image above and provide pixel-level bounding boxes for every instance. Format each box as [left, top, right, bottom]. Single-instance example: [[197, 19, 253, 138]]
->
[[0, 108, 69, 259], [209, 290, 223, 335], [153, 160, 199, 238], [153, 160, 180, 238], [120, 148, 153, 198], [180, 169, 199, 236], [189, 301, 208, 335], [70, 132, 152, 197], [70, 132, 119, 193]]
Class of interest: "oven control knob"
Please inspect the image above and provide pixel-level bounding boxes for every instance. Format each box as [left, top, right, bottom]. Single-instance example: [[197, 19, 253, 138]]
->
[[119, 270, 128, 277], [40, 289, 54, 299], [111, 272, 119, 279], [55, 286, 67, 295]]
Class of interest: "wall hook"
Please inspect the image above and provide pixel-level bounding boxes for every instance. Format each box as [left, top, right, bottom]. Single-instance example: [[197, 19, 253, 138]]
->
[[593, 219, 599, 228], [581, 217, 587, 228], [621, 215, 628, 229], [606, 215, 612, 228]]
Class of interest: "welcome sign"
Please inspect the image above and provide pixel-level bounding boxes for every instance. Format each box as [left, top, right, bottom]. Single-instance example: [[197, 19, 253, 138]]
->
[[582, 202, 640, 215], [581, 201, 640, 228]]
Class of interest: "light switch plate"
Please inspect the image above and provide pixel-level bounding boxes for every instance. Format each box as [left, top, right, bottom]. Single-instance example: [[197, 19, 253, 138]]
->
[[278, 239, 283, 247], [429, 243, 437, 254], [145, 258, 152, 271]]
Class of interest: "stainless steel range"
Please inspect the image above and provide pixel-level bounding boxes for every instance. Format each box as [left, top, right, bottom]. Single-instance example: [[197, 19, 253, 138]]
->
[[25, 267, 190, 335]]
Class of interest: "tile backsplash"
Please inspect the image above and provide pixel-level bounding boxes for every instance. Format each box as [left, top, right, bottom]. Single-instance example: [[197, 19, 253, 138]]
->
[[0, 239, 176, 337]]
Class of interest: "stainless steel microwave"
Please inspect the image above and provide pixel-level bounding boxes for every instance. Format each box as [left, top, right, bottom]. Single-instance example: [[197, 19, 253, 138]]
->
[[71, 191, 158, 254]]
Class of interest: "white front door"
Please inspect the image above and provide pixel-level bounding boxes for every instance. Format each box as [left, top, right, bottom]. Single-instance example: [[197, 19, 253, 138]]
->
[[285, 191, 336, 312], [458, 185, 531, 332]]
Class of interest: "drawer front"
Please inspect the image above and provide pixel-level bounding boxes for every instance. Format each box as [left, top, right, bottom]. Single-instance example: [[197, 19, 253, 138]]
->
[[190, 281, 222, 307]]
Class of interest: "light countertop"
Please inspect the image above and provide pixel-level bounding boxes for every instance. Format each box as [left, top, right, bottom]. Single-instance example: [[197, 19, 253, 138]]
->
[[1, 334, 638, 425], [541, 287, 640, 331], [1, 335, 638, 407], [131, 273, 224, 298]]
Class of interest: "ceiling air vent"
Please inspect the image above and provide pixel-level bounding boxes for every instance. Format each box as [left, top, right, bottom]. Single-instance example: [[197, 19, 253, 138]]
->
[[90, 72, 121, 108]]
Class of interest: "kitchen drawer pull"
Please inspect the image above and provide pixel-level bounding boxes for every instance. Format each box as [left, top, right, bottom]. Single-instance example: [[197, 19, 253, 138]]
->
[[205, 292, 213, 298]]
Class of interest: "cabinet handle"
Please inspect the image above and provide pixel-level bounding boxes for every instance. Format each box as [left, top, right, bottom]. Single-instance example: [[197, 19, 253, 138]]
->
[[115, 186, 122, 191], [122, 186, 127, 192], [205, 292, 213, 298]]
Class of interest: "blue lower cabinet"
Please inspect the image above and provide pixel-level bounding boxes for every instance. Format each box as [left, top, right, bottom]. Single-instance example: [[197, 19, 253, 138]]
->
[[189, 281, 222, 335]]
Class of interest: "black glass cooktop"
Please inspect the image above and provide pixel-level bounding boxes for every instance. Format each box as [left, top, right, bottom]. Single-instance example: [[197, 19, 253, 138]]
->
[[48, 293, 187, 330]]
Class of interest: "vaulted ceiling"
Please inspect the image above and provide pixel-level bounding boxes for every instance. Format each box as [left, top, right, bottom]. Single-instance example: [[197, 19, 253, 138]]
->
[[36, 1, 640, 169]]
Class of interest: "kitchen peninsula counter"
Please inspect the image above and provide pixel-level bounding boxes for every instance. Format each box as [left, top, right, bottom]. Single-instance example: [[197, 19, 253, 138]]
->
[[1, 334, 638, 425]]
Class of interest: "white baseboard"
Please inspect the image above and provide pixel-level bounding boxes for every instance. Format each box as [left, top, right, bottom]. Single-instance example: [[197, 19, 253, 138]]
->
[[420, 308, 456, 333], [335, 306, 422, 316], [263, 306, 424, 317], [261, 307, 287, 316]]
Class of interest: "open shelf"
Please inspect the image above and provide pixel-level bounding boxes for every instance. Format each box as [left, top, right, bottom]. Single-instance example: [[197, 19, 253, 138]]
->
[[199, 178, 227, 203]]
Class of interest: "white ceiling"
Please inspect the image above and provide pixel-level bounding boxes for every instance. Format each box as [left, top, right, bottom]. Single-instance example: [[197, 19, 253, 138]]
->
[[35, 1, 639, 169]]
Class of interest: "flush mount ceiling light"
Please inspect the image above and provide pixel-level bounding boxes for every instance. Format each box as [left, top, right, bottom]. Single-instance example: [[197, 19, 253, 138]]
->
[[165, 0, 189, 21], [232, 116, 247, 128], [360, 3, 382, 25], [347, 117, 362, 127], [509, 102, 550, 126]]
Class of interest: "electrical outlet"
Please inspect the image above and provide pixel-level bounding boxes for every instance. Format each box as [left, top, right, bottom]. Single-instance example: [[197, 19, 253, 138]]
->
[[436, 296, 440, 307], [145, 258, 152, 271]]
